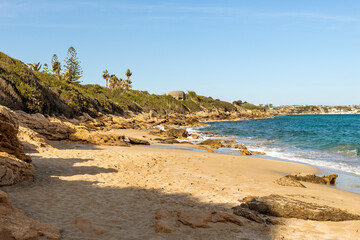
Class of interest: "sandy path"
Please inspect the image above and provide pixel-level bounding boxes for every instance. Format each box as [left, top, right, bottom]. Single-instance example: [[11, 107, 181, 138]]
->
[[2, 139, 360, 239]]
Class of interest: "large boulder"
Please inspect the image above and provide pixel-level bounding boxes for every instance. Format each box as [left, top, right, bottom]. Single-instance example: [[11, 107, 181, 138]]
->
[[237, 194, 360, 221], [0, 152, 34, 186], [0, 190, 60, 239], [166, 128, 189, 139], [199, 139, 247, 150], [0, 106, 27, 161], [168, 91, 186, 100], [15, 111, 75, 140]]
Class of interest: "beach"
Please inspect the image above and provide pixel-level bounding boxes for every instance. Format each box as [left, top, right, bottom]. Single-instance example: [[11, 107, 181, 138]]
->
[[3, 128, 360, 240]]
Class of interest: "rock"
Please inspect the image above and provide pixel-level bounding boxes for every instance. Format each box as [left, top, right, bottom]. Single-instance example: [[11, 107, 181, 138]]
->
[[220, 140, 246, 149], [155, 209, 179, 233], [197, 146, 215, 153], [275, 176, 306, 188], [126, 137, 150, 145], [238, 194, 360, 221], [175, 209, 243, 229], [240, 149, 252, 155], [75, 216, 106, 236], [251, 151, 266, 156], [0, 106, 27, 161], [70, 130, 130, 146], [286, 173, 338, 185], [198, 139, 223, 149], [0, 152, 34, 186], [154, 138, 179, 144], [0, 190, 60, 239], [177, 209, 212, 228], [18, 126, 52, 150], [210, 211, 243, 226], [166, 128, 189, 139], [232, 206, 265, 223], [15, 111, 75, 140], [190, 134, 199, 139]]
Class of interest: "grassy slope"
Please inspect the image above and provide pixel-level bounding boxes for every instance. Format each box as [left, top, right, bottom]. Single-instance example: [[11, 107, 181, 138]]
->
[[0, 51, 244, 117]]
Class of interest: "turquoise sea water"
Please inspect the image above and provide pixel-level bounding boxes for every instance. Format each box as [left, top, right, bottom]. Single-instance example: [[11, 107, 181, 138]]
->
[[190, 115, 360, 194]]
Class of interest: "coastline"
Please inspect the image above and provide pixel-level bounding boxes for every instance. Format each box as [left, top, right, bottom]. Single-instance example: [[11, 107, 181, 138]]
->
[[2, 128, 360, 239]]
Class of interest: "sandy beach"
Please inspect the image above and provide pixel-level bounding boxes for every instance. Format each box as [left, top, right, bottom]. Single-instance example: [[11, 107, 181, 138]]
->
[[2, 128, 360, 240]]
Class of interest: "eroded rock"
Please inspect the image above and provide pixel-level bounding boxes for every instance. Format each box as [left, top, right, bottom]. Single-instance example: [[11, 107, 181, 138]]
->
[[0, 152, 34, 186], [286, 173, 338, 185], [166, 128, 189, 139], [0, 106, 27, 161], [238, 194, 360, 221], [15, 111, 75, 140], [0, 190, 60, 239], [275, 176, 306, 188]]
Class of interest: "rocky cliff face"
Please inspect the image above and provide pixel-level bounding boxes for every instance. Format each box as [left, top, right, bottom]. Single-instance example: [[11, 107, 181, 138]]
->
[[0, 106, 33, 186]]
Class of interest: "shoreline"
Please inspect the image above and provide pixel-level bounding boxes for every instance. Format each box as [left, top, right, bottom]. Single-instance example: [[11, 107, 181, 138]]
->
[[3, 127, 360, 239]]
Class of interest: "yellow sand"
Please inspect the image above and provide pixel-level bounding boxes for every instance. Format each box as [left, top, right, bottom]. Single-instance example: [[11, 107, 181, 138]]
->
[[2, 129, 360, 240]]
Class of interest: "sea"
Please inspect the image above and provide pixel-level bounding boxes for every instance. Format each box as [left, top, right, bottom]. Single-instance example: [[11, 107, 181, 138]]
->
[[185, 115, 360, 194]]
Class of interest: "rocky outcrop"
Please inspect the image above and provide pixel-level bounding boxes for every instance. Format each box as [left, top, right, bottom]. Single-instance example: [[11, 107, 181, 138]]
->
[[236, 194, 360, 221], [0, 152, 34, 186], [286, 173, 338, 185], [0, 106, 27, 161], [165, 128, 189, 139], [70, 130, 149, 146], [199, 139, 247, 150], [275, 176, 306, 188], [155, 208, 243, 233], [15, 111, 75, 140], [0, 190, 60, 239], [18, 126, 52, 151], [197, 146, 215, 153]]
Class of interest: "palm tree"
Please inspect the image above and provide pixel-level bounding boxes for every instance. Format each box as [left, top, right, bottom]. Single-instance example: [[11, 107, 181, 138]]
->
[[28, 62, 42, 71], [102, 69, 110, 87], [125, 69, 132, 80]]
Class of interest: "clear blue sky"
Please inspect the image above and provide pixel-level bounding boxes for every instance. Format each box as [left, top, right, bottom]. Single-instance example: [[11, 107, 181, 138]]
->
[[1, 0, 359, 106]]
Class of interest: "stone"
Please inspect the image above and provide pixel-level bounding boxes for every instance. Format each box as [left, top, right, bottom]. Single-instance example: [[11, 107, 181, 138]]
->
[[286, 173, 338, 185], [177, 209, 212, 228], [18, 126, 52, 150], [0, 152, 34, 186], [198, 139, 223, 149], [154, 138, 179, 144], [239, 194, 360, 221], [232, 206, 265, 223], [275, 176, 306, 188], [0, 106, 27, 161], [0, 190, 60, 239], [240, 149, 252, 155], [210, 211, 243, 226], [198, 146, 215, 153], [15, 111, 75, 140], [126, 137, 150, 145], [166, 128, 189, 139], [155, 209, 179, 233]]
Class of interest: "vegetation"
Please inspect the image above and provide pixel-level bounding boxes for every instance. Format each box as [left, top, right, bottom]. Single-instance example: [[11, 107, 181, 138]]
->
[[27, 62, 42, 72], [64, 46, 83, 82], [0, 51, 276, 118]]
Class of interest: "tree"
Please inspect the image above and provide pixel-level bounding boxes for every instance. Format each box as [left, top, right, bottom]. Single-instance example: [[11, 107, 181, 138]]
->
[[125, 69, 132, 80], [64, 46, 83, 82], [42, 63, 49, 73], [102, 69, 110, 87], [124, 78, 132, 90], [109, 74, 119, 89], [51, 54, 61, 77], [28, 62, 42, 71]]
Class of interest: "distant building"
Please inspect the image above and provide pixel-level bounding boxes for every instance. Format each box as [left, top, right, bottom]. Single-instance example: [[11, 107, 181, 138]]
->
[[168, 91, 186, 101]]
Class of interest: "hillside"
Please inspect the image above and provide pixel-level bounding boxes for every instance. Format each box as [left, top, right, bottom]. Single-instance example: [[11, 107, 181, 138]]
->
[[0, 51, 260, 118]]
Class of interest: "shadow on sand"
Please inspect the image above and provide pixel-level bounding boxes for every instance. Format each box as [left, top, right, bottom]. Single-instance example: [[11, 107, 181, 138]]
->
[[1, 145, 280, 240]]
